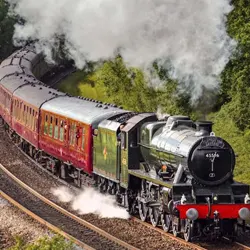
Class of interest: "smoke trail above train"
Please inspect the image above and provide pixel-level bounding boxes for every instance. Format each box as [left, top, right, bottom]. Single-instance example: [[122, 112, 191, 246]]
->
[[7, 0, 236, 101]]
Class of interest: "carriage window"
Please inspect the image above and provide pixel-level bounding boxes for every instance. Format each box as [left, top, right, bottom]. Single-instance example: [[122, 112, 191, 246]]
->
[[15, 100, 17, 115], [29, 108, 32, 127], [25, 106, 28, 125], [31, 109, 33, 130], [54, 118, 59, 139], [18, 103, 20, 119], [13, 100, 16, 117], [59, 120, 64, 142], [32, 110, 35, 130], [14, 100, 16, 117], [23, 105, 26, 123], [35, 112, 38, 130], [15, 102, 18, 118], [70, 123, 76, 145], [49, 116, 53, 137], [44, 114, 48, 134], [19, 102, 22, 121], [81, 128, 85, 150]]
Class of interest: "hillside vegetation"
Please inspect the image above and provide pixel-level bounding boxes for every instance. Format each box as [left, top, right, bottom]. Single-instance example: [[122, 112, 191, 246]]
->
[[0, 0, 249, 183]]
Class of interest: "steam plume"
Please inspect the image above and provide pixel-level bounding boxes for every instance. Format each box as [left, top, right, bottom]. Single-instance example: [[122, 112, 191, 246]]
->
[[156, 106, 170, 120], [7, 0, 236, 100], [52, 186, 130, 219]]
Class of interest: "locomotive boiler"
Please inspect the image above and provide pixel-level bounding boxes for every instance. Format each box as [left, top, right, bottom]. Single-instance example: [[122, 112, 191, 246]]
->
[[139, 115, 235, 186]]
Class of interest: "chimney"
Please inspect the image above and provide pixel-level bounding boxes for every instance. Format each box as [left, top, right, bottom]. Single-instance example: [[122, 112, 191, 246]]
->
[[195, 121, 213, 136]]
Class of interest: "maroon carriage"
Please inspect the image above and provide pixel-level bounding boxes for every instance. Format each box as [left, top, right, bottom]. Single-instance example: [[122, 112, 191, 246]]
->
[[40, 96, 126, 183]]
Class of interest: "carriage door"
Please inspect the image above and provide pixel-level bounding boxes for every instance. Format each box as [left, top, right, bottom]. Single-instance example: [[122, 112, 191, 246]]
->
[[64, 119, 69, 148]]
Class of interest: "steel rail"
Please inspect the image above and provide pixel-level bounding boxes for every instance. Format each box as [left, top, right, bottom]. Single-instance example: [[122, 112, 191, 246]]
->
[[0, 190, 95, 250], [132, 217, 250, 250], [131, 217, 207, 250], [0, 163, 139, 250], [235, 241, 250, 250]]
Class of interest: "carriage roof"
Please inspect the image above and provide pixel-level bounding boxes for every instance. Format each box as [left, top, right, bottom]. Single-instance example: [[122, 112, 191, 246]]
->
[[41, 96, 127, 127]]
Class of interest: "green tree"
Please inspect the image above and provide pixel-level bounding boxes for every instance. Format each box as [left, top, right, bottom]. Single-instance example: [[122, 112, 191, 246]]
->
[[218, 0, 250, 130], [0, 0, 16, 61], [91, 57, 159, 112]]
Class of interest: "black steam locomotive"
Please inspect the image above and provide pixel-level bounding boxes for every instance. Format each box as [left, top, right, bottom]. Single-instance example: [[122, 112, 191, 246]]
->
[[132, 115, 250, 241]]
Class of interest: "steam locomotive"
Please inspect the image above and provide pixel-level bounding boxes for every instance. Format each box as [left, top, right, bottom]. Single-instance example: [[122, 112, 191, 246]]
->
[[0, 46, 250, 242]]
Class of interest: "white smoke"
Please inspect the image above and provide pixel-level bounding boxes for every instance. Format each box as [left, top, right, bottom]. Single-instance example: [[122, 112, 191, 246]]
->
[[7, 0, 236, 100], [52, 186, 130, 219], [52, 186, 74, 203], [156, 106, 170, 120]]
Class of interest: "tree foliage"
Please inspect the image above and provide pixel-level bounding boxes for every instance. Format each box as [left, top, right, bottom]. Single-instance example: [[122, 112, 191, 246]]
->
[[218, 0, 250, 131], [0, 0, 15, 61], [84, 57, 194, 116]]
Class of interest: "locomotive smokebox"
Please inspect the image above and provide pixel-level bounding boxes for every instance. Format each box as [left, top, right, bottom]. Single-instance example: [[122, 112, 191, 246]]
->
[[196, 121, 213, 136]]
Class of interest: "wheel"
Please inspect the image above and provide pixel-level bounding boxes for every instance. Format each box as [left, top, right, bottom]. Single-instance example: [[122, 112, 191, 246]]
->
[[138, 200, 149, 222], [184, 220, 194, 242], [173, 224, 179, 237], [149, 207, 160, 227], [98, 177, 107, 193], [161, 212, 172, 232]]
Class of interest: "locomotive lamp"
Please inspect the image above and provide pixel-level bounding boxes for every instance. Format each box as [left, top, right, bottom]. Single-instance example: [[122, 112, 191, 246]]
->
[[213, 195, 218, 202], [238, 207, 250, 220], [244, 194, 250, 204], [181, 194, 187, 205], [186, 208, 199, 220]]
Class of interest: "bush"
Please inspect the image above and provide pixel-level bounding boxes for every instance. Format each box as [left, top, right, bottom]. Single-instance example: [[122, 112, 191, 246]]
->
[[9, 235, 73, 250], [209, 106, 250, 184]]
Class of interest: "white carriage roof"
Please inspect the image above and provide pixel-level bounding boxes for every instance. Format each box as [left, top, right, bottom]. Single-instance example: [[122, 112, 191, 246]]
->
[[13, 83, 65, 108], [41, 96, 127, 127], [0, 75, 35, 93]]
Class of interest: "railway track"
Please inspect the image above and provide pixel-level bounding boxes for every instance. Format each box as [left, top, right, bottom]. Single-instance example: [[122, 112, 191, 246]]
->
[[0, 125, 201, 250], [132, 217, 250, 250], [0, 164, 207, 250], [0, 163, 138, 250], [4, 127, 250, 250]]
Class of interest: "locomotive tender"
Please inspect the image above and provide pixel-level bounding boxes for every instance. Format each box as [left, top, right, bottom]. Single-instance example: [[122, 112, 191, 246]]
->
[[0, 46, 250, 242]]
